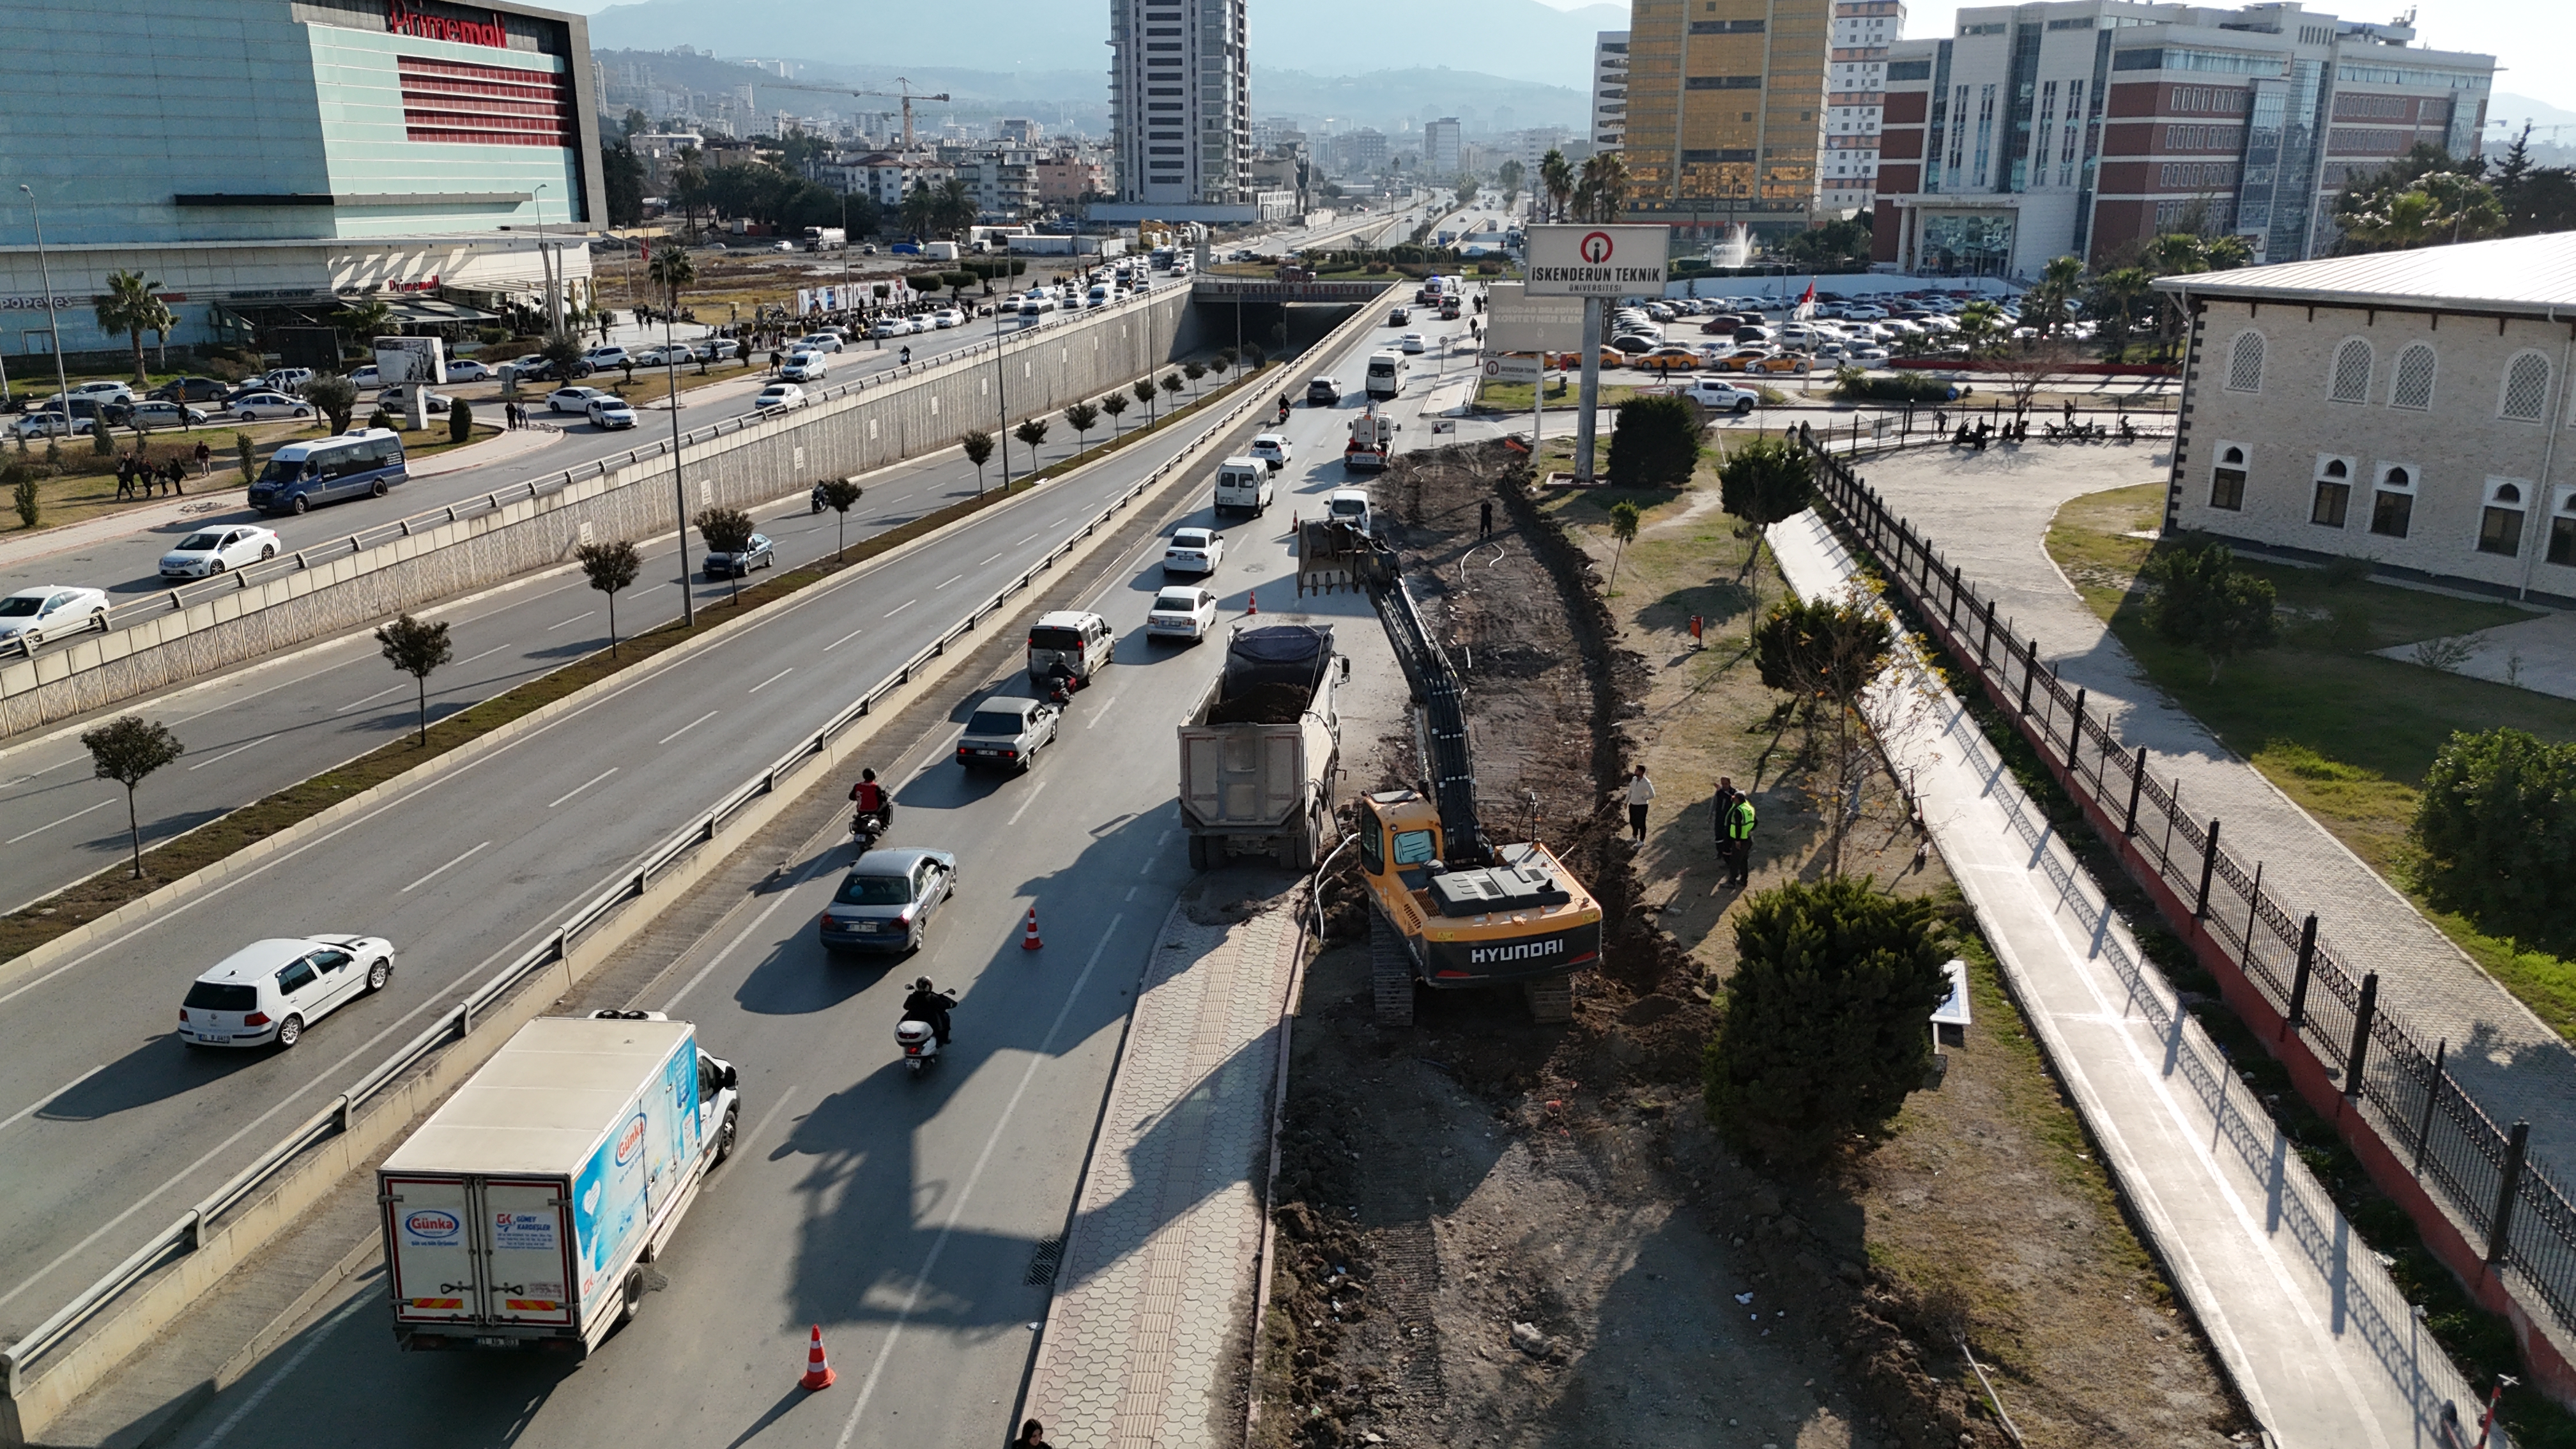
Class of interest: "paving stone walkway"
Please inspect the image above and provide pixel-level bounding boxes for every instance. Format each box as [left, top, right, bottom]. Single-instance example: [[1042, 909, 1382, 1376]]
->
[[1772, 508, 2490, 1449], [1857, 445, 2576, 1184], [1020, 898, 1303, 1449]]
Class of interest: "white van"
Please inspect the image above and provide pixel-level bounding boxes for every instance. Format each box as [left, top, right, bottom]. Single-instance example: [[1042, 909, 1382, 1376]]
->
[[1365, 351, 1406, 399], [1215, 456, 1274, 516], [1325, 487, 1374, 536]]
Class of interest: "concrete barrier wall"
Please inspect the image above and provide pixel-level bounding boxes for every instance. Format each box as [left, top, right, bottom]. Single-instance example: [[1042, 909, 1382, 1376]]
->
[[0, 288, 1195, 737]]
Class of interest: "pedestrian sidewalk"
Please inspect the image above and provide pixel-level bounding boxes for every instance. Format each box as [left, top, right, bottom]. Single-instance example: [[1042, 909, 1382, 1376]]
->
[[1769, 507, 2497, 1449], [1020, 896, 1304, 1448], [1860, 448, 2576, 1206]]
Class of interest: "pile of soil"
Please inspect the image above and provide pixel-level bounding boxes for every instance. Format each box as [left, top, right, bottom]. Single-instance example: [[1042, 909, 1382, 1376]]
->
[[1209, 681, 1317, 726], [1255, 443, 2009, 1449]]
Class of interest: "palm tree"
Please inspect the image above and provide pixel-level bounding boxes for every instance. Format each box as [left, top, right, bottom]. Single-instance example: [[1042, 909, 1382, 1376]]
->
[[648, 245, 696, 316], [934, 177, 977, 240], [1573, 153, 1630, 224], [329, 298, 394, 364], [94, 271, 174, 387], [1538, 149, 1574, 224], [2088, 266, 2154, 354], [671, 146, 707, 239], [901, 180, 940, 240], [2028, 254, 2084, 337]]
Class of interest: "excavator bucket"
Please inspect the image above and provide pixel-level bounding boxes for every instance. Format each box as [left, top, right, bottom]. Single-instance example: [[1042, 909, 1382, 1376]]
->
[[1295, 519, 1388, 596]]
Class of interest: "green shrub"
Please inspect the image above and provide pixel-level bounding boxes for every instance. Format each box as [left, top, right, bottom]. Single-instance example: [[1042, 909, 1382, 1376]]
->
[[1606, 393, 1701, 489], [447, 396, 473, 445], [7, 461, 36, 528], [2412, 728, 2576, 947], [2142, 539, 2278, 682], [1830, 368, 1954, 403], [1705, 876, 1951, 1163]]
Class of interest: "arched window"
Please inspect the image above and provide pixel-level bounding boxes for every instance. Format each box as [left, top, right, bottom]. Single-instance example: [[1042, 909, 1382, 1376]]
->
[[2312, 454, 2355, 528], [2480, 478, 2529, 558], [2500, 350, 2552, 422], [2389, 343, 2437, 410], [2370, 462, 2416, 539], [2209, 441, 2248, 510], [2548, 490, 2576, 568], [2225, 331, 2264, 393], [2329, 339, 2373, 402]]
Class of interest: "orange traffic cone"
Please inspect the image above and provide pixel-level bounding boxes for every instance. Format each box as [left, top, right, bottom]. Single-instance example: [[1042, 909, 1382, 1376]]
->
[[1246, 590, 1259, 616], [799, 1324, 836, 1390], [1022, 905, 1044, 951]]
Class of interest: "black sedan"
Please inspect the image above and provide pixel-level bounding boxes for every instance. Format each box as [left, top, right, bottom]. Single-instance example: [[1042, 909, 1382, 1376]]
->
[[703, 533, 775, 579]]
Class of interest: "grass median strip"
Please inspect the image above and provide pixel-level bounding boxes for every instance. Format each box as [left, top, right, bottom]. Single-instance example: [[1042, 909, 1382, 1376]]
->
[[0, 362, 1278, 969]]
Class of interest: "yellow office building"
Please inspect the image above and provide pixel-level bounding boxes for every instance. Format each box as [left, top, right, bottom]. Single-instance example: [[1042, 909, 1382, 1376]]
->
[[1622, 0, 1835, 237]]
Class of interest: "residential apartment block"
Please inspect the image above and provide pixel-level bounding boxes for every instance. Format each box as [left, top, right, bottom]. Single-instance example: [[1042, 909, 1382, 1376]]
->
[[1426, 118, 1465, 176], [1108, 0, 1254, 212], [1593, 31, 1631, 152], [1620, 0, 1836, 237], [1870, 1, 2492, 277], [1823, 1, 1906, 212]]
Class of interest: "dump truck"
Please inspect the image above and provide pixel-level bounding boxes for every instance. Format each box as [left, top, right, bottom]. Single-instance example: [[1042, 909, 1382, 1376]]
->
[[1296, 521, 1602, 1024], [378, 1012, 739, 1355], [1179, 624, 1346, 870]]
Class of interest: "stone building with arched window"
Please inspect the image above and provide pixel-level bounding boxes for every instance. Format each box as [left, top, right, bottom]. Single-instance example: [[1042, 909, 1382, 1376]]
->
[[2155, 232, 2576, 607]]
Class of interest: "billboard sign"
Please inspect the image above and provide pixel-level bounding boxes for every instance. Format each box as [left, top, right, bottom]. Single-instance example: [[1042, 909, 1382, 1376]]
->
[[1483, 283, 1587, 352], [1480, 354, 1542, 384], [1525, 225, 1670, 297]]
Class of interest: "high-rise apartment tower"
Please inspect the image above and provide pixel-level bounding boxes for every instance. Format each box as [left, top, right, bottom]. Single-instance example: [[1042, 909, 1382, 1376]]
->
[[1109, 0, 1252, 206]]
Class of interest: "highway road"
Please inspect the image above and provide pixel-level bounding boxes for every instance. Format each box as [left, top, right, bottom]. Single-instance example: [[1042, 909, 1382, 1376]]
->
[[95, 298, 1457, 1449], [0, 296, 1482, 1382]]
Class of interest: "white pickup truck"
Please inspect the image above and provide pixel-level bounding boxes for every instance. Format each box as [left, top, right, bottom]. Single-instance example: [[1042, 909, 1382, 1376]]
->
[[1678, 376, 1759, 415]]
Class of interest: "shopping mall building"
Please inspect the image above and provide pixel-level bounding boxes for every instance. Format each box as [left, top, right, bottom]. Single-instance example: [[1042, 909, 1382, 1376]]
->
[[0, 0, 606, 367]]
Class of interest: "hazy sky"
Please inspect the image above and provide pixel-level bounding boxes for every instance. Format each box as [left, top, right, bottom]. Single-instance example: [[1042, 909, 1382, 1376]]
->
[[562, 0, 2575, 112]]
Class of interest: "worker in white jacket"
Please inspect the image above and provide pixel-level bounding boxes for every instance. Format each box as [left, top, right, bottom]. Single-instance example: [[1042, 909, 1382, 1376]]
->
[[1620, 765, 1657, 844]]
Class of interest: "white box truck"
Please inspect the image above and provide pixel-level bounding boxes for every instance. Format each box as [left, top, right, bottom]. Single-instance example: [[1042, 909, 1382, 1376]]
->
[[378, 1013, 739, 1354]]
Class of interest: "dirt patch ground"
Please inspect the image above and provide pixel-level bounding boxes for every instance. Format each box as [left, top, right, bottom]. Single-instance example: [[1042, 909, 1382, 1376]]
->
[[1252, 440, 2249, 1449]]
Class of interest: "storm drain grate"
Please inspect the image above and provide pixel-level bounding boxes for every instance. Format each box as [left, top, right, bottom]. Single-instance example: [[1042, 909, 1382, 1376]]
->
[[1025, 1236, 1066, 1286]]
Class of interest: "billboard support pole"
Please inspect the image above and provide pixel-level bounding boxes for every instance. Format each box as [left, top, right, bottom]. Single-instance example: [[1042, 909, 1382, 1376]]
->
[[1574, 296, 1602, 483]]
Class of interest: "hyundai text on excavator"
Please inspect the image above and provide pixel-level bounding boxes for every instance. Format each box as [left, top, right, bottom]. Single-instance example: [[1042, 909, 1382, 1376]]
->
[[1297, 518, 1602, 1025]]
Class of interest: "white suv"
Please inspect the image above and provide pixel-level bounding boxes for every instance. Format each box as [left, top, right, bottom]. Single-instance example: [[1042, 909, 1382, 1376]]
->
[[178, 935, 395, 1049]]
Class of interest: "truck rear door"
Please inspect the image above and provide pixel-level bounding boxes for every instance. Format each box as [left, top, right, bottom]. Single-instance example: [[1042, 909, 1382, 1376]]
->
[[482, 1178, 577, 1326], [384, 1175, 479, 1325]]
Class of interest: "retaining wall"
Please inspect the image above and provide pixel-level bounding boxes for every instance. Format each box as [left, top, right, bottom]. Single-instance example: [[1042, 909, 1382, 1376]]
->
[[0, 287, 1195, 737]]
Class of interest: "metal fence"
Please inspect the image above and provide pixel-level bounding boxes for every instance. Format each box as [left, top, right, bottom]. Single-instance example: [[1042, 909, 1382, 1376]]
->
[[0, 313, 1319, 1399], [1791, 422, 2576, 1341], [6, 286, 1184, 663]]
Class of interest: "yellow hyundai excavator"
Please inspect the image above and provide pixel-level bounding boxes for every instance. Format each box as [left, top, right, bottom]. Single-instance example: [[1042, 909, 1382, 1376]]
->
[[1299, 519, 1602, 1024]]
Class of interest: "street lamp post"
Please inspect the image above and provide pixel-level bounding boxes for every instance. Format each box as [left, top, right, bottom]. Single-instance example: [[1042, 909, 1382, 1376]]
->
[[992, 308, 1013, 490], [19, 185, 74, 437], [654, 264, 694, 627], [532, 183, 560, 337]]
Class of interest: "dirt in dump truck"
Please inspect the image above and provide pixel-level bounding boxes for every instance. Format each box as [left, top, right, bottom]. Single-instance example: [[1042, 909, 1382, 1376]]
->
[[1250, 440, 2247, 1449]]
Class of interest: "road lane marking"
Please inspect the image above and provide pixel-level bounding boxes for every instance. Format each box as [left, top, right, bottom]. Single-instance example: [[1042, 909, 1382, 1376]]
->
[[978, 552, 1004, 565], [1085, 693, 1120, 729], [658, 859, 831, 1013], [1126, 886, 1138, 901], [823, 625, 866, 652], [832, 913, 1127, 1449], [0, 1064, 105, 1136], [1139, 828, 1170, 875], [547, 768, 618, 808], [5, 798, 114, 845], [748, 667, 795, 694], [185, 735, 273, 771], [544, 610, 597, 631], [883, 598, 916, 618], [658, 710, 719, 746], [448, 643, 510, 670], [336, 684, 405, 713], [184, 1289, 375, 1449], [399, 840, 489, 894], [935, 574, 963, 589], [1004, 779, 1050, 828], [1016, 532, 1042, 545]]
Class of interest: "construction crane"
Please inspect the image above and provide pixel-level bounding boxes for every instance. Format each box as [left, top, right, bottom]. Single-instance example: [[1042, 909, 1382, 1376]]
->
[[758, 78, 951, 149]]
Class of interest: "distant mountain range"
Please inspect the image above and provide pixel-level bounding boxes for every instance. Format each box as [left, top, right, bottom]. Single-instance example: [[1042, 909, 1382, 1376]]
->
[[586, 0, 1627, 94], [597, 50, 1591, 137]]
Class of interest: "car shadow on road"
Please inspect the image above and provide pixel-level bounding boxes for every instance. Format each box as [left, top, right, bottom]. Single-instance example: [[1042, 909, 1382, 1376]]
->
[[38, 1028, 271, 1121]]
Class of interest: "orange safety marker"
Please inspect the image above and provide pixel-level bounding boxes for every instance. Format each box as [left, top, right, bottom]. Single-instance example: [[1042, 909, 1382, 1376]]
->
[[799, 1324, 836, 1390], [1246, 590, 1259, 616], [1022, 905, 1044, 951]]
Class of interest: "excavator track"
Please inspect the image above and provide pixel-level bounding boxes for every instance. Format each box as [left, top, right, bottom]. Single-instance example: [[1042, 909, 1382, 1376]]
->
[[1369, 912, 1416, 1027]]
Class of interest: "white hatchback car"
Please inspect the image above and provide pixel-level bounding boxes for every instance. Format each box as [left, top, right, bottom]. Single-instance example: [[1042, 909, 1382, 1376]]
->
[[546, 385, 614, 415], [229, 391, 314, 422], [1162, 526, 1224, 577], [159, 525, 281, 578], [586, 396, 639, 429], [931, 309, 964, 329], [178, 935, 395, 1049], [1248, 434, 1292, 470], [0, 585, 111, 648], [753, 383, 809, 410], [1147, 585, 1219, 641]]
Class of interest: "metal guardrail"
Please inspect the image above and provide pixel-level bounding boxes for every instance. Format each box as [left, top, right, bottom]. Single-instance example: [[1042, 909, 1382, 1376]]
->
[[4, 286, 1182, 664], [0, 304, 1328, 1400], [1790, 421, 2576, 1344]]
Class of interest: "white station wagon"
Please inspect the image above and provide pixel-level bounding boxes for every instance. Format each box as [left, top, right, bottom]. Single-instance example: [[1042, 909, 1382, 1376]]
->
[[178, 934, 395, 1049]]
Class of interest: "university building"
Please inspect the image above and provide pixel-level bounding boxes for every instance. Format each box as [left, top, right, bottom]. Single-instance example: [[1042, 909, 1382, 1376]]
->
[[2159, 233, 2576, 606], [1822, 1, 1906, 213], [1619, 0, 1836, 240], [1869, 1, 2492, 277], [0, 0, 607, 362]]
